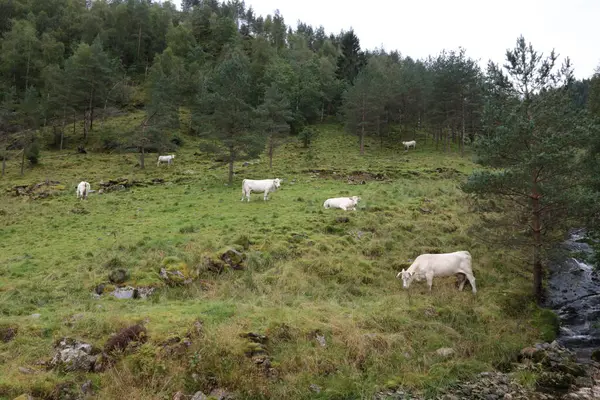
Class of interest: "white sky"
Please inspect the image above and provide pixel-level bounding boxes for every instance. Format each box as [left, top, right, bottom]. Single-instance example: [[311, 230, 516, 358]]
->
[[172, 0, 600, 79]]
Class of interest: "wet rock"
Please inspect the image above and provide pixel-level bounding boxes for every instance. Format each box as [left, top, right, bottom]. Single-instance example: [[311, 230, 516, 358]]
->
[[49, 338, 99, 372], [108, 268, 129, 284], [435, 347, 455, 357]]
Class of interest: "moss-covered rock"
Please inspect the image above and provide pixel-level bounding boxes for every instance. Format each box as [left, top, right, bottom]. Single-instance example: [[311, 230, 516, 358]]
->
[[220, 247, 246, 270], [108, 268, 129, 284], [159, 256, 192, 286]]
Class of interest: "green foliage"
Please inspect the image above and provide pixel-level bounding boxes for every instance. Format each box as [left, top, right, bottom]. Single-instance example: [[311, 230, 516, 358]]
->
[[193, 44, 264, 183], [299, 126, 318, 148], [462, 35, 600, 301]]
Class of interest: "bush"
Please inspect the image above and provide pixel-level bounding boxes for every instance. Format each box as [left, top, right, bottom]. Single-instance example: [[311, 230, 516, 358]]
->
[[26, 141, 40, 165], [299, 127, 318, 148]]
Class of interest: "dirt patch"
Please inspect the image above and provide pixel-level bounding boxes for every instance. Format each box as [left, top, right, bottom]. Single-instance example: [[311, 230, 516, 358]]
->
[[304, 169, 390, 184], [98, 177, 165, 192]]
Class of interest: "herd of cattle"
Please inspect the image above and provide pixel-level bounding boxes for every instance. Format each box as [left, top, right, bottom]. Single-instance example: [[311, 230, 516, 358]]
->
[[74, 146, 477, 294]]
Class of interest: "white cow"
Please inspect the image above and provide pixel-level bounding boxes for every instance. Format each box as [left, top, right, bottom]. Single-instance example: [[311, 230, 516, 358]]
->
[[76, 181, 91, 200], [157, 154, 175, 166], [323, 196, 361, 211], [396, 251, 476, 294], [402, 140, 416, 151], [241, 178, 282, 201]]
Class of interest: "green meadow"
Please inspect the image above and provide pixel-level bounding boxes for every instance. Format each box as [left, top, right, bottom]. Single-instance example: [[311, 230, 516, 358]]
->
[[0, 120, 554, 399]]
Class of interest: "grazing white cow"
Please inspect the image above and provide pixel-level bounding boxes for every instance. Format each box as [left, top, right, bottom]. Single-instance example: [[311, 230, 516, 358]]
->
[[76, 181, 91, 200], [157, 154, 175, 166], [396, 251, 476, 294], [323, 196, 361, 211], [241, 178, 281, 201], [402, 140, 416, 151]]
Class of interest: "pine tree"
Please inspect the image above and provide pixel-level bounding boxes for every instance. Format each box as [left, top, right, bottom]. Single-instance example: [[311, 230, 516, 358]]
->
[[257, 83, 292, 169], [335, 29, 366, 85], [462, 36, 599, 303], [193, 44, 264, 184]]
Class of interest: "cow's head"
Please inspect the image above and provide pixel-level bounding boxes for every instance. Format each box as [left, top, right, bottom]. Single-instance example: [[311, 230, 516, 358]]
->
[[397, 269, 415, 289], [351, 196, 361, 204], [171, 155, 175, 158], [274, 178, 282, 188]]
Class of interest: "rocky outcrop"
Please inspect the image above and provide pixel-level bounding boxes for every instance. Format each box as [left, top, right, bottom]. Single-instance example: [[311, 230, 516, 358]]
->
[[159, 256, 193, 286], [376, 341, 600, 400], [48, 338, 101, 373]]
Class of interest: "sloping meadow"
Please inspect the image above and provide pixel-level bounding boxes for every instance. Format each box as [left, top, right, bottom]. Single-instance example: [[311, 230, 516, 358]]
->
[[0, 126, 554, 399]]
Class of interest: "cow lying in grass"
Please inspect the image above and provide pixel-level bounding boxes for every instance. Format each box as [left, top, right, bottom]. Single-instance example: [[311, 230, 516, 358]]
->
[[323, 196, 361, 211], [241, 178, 281, 201], [76, 181, 91, 200], [396, 250, 476, 294], [402, 140, 416, 150], [157, 154, 175, 166]]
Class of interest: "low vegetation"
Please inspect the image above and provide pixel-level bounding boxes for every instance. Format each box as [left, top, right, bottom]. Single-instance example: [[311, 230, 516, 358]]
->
[[0, 125, 556, 399]]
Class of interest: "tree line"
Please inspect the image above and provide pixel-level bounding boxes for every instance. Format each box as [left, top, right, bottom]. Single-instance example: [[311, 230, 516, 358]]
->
[[1, 0, 600, 302]]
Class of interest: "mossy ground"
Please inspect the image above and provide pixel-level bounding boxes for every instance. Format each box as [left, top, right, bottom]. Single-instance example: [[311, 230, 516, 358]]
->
[[0, 122, 552, 399]]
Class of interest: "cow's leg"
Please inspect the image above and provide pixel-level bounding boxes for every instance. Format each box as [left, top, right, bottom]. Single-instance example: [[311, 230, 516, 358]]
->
[[426, 272, 434, 291], [263, 192, 268, 201], [457, 273, 466, 291], [465, 273, 477, 294]]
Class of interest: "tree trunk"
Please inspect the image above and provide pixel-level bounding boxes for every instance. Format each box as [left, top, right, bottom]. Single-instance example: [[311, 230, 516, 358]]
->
[[461, 100, 466, 156], [83, 112, 88, 140], [320, 101, 325, 122], [140, 146, 145, 169], [2, 153, 6, 177], [137, 24, 142, 62], [88, 87, 94, 132], [228, 145, 235, 185], [61, 104, 67, 151], [268, 135, 274, 169], [435, 128, 439, 150], [20, 148, 25, 176], [531, 179, 543, 303], [360, 98, 365, 155]]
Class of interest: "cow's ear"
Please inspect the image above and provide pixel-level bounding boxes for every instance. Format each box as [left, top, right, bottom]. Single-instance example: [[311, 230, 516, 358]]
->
[[401, 269, 405, 273]]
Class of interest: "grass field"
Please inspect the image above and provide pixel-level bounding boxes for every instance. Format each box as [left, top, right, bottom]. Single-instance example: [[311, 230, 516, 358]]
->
[[0, 121, 555, 399]]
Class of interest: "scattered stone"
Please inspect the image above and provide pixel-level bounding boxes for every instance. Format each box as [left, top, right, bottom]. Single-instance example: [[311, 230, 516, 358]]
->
[[208, 388, 235, 400], [30, 313, 41, 319], [309, 384, 322, 393], [49, 338, 99, 372], [80, 380, 93, 395], [190, 392, 207, 400], [435, 347, 455, 358], [316, 333, 327, 347], [18, 366, 34, 374]]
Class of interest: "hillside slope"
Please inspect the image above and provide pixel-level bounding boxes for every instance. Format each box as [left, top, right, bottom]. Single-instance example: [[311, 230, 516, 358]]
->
[[0, 124, 554, 399]]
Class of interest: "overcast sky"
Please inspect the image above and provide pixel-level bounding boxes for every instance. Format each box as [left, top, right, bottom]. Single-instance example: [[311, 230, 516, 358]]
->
[[172, 0, 599, 79]]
